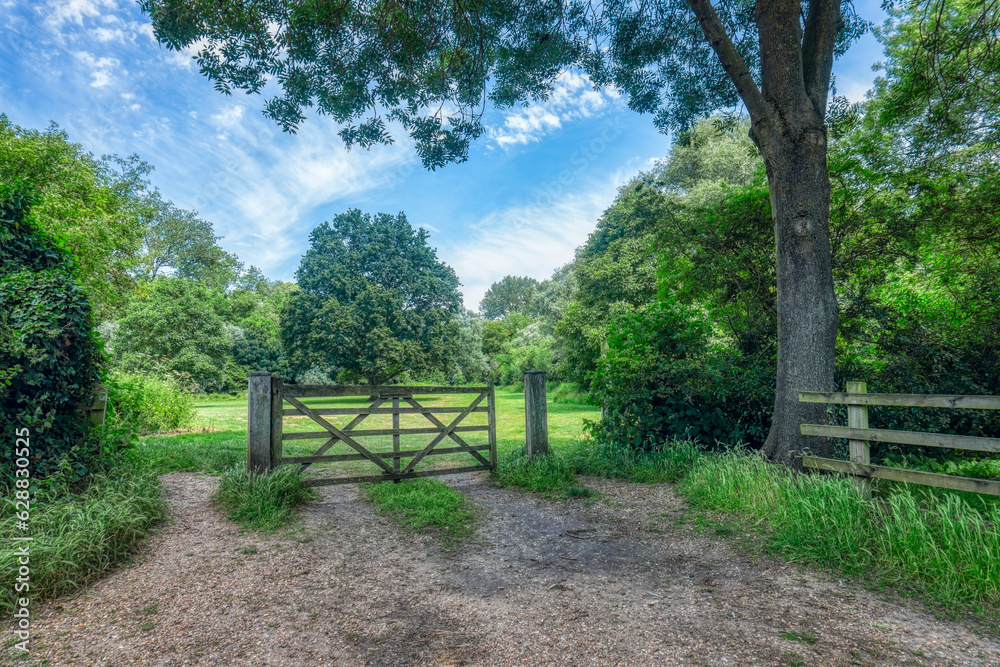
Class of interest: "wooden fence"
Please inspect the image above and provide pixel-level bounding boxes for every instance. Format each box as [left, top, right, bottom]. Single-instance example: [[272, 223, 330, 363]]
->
[[247, 373, 497, 486], [799, 381, 1000, 496]]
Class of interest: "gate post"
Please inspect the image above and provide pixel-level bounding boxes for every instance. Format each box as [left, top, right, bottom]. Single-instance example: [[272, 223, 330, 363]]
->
[[524, 370, 549, 458], [248, 372, 274, 474]]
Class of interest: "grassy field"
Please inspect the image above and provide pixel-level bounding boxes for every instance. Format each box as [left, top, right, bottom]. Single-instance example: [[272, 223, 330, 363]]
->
[[137, 387, 600, 479]]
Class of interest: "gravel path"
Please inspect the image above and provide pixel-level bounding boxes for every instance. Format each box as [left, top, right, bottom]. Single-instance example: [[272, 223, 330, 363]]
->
[[7, 472, 1000, 666]]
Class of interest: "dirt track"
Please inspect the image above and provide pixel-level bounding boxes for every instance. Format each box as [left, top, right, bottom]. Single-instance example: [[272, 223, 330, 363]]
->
[[7, 472, 1000, 666]]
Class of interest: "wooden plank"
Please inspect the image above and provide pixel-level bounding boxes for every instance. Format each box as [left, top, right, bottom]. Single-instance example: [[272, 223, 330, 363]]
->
[[402, 392, 487, 473], [89, 383, 108, 427], [284, 385, 489, 398], [247, 372, 273, 474], [282, 406, 488, 416], [270, 375, 284, 467], [282, 425, 490, 441], [403, 396, 490, 467], [302, 464, 492, 487], [487, 383, 497, 469], [802, 456, 1000, 497], [284, 396, 394, 473], [295, 397, 385, 470], [281, 444, 492, 464], [392, 397, 401, 477], [799, 392, 1000, 410], [800, 424, 1000, 453]]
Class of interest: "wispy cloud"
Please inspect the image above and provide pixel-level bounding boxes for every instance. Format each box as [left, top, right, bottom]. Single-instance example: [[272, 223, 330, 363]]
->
[[439, 173, 627, 310], [488, 71, 622, 148]]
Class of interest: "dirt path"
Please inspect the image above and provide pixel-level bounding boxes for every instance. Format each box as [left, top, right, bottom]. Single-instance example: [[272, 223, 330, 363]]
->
[[9, 472, 1000, 667]]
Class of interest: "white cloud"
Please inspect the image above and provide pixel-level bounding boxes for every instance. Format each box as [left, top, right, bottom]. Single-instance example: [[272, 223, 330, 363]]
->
[[161, 110, 418, 275], [45, 0, 118, 28], [439, 173, 627, 310], [74, 51, 121, 88], [489, 71, 622, 148]]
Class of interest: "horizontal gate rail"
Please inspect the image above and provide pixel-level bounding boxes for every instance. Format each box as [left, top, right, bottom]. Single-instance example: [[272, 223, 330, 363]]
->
[[282, 406, 488, 416], [284, 384, 489, 397], [247, 375, 496, 485], [799, 381, 1000, 496], [282, 425, 489, 440]]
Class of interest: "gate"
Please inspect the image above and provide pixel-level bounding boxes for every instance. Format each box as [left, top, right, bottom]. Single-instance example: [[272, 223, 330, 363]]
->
[[247, 373, 497, 486]]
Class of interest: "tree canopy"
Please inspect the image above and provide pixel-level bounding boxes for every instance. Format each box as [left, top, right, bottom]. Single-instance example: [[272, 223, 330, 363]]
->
[[479, 275, 541, 320], [283, 210, 462, 385]]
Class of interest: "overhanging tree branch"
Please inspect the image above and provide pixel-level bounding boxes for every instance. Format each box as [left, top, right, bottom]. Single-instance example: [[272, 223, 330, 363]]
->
[[802, 0, 844, 115], [687, 0, 768, 121]]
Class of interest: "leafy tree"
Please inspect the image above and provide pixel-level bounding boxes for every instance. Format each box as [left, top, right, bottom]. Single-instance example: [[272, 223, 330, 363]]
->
[[0, 115, 149, 316], [115, 278, 232, 393], [142, 0, 875, 463], [283, 210, 462, 385], [134, 195, 241, 284], [480, 275, 541, 320], [450, 311, 491, 384]]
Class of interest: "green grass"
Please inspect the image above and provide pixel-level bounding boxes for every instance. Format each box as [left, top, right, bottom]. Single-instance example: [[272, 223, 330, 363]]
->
[[0, 460, 168, 615], [491, 448, 577, 496], [214, 466, 318, 531], [677, 450, 1000, 609], [361, 478, 476, 541]]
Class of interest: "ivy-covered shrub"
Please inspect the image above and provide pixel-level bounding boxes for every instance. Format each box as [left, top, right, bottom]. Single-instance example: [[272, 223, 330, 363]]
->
[[1, 202, 103, 478], [106, 371, 194, 435]]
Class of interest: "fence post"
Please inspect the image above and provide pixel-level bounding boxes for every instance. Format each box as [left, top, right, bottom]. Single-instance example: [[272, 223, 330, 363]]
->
[[524, 370, 549, 458], [487, 383, 498, 469], [846, 380, 870, 490], [248, 372, 274, 474]]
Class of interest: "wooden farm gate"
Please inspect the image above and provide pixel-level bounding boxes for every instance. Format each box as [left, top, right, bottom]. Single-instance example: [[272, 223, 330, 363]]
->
[[247, 373, 497, 486], [799, 381, 1000, 496]]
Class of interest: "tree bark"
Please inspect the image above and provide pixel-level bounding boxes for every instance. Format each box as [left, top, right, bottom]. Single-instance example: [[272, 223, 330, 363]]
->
[[756, 119, 839, 466]]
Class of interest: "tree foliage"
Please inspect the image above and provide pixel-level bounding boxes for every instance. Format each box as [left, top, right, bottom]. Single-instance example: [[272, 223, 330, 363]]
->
[[479, 275, 540, 320], [283, 210, 462, 385]]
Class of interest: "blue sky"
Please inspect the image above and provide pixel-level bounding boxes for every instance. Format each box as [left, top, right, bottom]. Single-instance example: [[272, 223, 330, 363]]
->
[[1, 0, 889, 310]]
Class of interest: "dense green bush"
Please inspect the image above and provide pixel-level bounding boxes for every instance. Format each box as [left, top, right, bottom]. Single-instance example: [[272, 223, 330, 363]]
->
[[106, 371, 194, 435], [587, 301, 773, 450], [1, 205, 104, 478]]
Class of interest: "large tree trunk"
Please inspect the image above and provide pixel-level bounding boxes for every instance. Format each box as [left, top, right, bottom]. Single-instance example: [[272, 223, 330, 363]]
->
[[757, 119, 839, 466]]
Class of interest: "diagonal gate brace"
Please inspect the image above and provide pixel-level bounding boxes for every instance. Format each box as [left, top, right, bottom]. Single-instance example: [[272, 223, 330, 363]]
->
[[285, 396, 393, 473]]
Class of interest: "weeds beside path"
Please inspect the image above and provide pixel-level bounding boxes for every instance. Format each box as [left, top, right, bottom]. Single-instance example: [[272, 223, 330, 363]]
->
[[8, 471, 999, 666]]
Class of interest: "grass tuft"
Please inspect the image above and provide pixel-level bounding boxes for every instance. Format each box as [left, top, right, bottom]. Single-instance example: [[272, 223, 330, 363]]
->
[[361, 478, 475, 541], [491, 449, 577, 496], [214, 466, 318, 531], [0, 462, 168, 615]]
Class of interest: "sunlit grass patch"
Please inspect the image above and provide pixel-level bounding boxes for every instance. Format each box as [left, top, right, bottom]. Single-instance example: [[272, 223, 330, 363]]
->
[[361, 478, 476, 542]]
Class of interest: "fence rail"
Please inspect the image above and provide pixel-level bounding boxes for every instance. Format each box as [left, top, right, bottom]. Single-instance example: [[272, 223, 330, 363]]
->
[[799, 381, 1000, 496], [247, 373, 497, 486]]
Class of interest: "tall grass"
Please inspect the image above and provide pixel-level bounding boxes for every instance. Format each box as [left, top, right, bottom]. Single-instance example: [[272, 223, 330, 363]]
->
[[0, 462, 168, 614], [214, 466, 318, 531], [107, 371, 194, 435], [491, 449, 577, 496], [678, 450, 1000, 606], [572, 438, 701, 483]]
